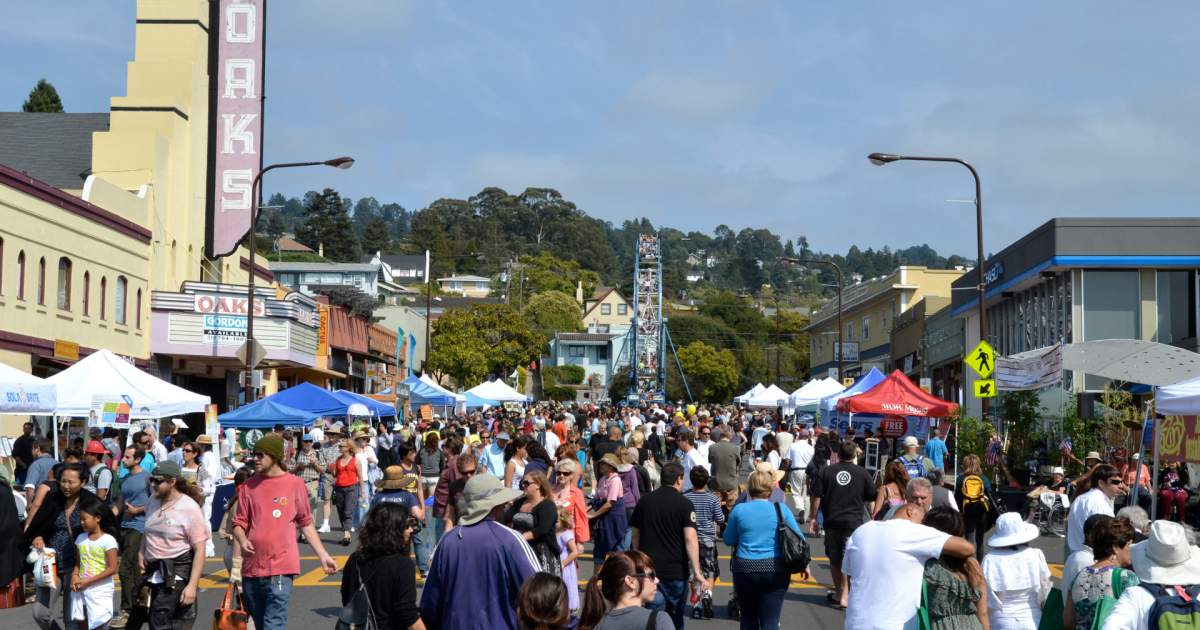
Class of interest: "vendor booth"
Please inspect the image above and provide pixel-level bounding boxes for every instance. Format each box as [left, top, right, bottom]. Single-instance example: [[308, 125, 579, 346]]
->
[[745, 384, 790, 409], [402, 375, 464, 415], [260, 382, 351, 417], [835, 369, 959, 439], [333, 389, 396, 418], [818, 368, 886, 429], [733, 383, 765, 404], [466, 379, 529, 403], [787, 378, 845, 415], [46, 349, 210, 457], [0, 362, 57, 415], [217, 399, 318, 429]]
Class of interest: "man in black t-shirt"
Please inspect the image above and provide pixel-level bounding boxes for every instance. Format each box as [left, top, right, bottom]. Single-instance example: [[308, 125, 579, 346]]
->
[[631, 462, 704, 630], [809, 439, 876, 609]]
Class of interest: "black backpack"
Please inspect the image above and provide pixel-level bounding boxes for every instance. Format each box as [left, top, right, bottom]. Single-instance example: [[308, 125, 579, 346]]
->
[[336, 556, 378, 630]]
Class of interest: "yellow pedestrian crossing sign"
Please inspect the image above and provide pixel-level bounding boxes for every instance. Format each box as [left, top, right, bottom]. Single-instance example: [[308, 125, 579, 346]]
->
[[966, 341, 996, 379], [974, 379, 997, 398]]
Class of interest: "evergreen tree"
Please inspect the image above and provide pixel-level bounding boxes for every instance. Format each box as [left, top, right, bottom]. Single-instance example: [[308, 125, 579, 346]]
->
[[22, 79, 63, 112], [295, 188, 361, 262], [360, 217, 393, 256], [263, 211, 287, 242]]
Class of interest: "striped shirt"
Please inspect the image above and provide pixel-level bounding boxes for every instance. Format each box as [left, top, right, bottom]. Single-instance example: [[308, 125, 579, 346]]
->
[[685, 490, 725, 545]]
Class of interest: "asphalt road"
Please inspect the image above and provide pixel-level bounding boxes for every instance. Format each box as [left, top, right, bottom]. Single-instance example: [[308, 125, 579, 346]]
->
[[0, 512, 1068, 630]]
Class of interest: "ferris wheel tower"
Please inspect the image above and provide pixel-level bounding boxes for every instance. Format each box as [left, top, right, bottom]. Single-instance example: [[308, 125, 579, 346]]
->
[[628, 234, 666, 403]]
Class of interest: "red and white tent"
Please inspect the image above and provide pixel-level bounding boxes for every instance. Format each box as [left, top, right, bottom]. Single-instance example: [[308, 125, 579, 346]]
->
[[835, 369, 959, 418]]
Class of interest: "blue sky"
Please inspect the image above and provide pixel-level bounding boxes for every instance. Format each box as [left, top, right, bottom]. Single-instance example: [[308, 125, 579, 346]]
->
[[4, 2, 1199, 257]]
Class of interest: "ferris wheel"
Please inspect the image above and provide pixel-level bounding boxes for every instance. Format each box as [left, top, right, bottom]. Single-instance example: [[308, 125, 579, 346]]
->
[[629, 234, 666, 403]]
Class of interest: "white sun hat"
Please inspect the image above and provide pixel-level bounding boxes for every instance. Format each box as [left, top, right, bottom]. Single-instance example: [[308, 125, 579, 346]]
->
[[987, 512, 1040, 549], [1131, 520, 1200, 585]]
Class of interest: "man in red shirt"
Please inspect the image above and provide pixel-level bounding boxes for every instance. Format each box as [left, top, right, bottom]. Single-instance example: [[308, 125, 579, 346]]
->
[[233, 434, 338, 629]]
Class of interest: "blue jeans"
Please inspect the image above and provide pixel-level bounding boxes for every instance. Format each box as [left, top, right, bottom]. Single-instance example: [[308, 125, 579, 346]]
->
[[649, 578, 689, 630], [414, 508, 444, 575], [242, 575, 294, 630], [732, 570, 790, 630]]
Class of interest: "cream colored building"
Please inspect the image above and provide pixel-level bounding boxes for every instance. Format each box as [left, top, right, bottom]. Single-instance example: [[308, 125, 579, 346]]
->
[[806, 266, 965, 378], [0, 1, 274, 429], [582, 288, 631, 334]]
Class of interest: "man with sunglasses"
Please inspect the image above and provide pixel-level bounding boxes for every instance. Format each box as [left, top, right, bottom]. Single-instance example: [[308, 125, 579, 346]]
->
[[232, 434, 338, 629], [441, 456, 478, 530], [1066, 463, 1122, 554]]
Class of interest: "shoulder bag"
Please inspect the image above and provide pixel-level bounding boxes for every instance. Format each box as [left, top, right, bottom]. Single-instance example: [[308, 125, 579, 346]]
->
[[336, 556, 379, 630], [212, 583, 248, 630], [774, 502, 810, 574]]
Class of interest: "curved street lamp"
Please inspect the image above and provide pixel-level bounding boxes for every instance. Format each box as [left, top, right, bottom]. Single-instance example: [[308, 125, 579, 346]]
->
[[243, 157, 355, 404], [867, 152, 987, 416]]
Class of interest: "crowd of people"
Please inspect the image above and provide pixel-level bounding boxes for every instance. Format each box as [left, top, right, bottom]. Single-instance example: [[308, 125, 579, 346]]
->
[[1, 400, 1200, 630]]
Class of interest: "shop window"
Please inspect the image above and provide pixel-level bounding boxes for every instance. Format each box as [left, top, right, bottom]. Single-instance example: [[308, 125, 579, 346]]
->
[[100, 277, 107, 319], [16, 251, 24, 299], [601, 303, 611, 315], [37, 257, 46, 305], [136, 288, 143, 329], [82, 272, 90, 316], [57, 257, 72, 310], [1157, 270, 1196, 344], [1082, 270, 1140, 389]]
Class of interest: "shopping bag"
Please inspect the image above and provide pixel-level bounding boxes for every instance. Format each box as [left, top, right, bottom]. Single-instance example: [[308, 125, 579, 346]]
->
[[212, 583, 249, 630]]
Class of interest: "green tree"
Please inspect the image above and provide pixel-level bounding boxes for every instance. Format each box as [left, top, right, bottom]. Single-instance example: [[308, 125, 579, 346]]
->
[[514, 252, 599, 304], [557, 364, 586, 385], [429, 304, 544, 387], [22, 79, 63, 112], [262, 210, 287, 242], [360, 217, 393, 257], [295, 188, 361, 262], [677, 341, 739, 402], [523, 290, 582, 340]]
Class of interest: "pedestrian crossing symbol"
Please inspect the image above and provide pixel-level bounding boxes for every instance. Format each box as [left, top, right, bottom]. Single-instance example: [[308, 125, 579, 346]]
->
[[974, 379, 997, 398], [965, 341, 996, 379]]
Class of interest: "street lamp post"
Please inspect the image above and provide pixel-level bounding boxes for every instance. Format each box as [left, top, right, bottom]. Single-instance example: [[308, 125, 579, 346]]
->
[[867, 152, 987, 417], [243, 157, 354, 405], [780, 257, 844, 382]]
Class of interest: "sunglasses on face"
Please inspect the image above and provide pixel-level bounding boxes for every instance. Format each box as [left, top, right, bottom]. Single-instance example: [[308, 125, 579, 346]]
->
[[182, 448, 195, 453], [149, 476, 169, 485], [556, 471, 572, 477], [519, 480, 532, 489], [462, 469, 477, 476], [1108, 477, 1124, 485], [631, 571, 657, 581]]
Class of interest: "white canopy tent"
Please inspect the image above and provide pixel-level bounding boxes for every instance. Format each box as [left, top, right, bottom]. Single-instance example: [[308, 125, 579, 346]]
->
[[48, 349, 210, 418], [466, 379, 529, 403], [1157, 376, 1200, 416], [734, 383, 765, 404], [746, 384, 790, 408], [788, 377, 846, 408], [0, 362, 57, 414]]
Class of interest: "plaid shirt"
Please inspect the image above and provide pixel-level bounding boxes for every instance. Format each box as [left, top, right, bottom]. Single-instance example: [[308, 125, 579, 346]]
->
[[292, 446, 327, 483]]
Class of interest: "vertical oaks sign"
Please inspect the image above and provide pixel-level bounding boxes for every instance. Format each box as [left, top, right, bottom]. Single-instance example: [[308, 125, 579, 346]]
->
[[206, 0, 266, 258]]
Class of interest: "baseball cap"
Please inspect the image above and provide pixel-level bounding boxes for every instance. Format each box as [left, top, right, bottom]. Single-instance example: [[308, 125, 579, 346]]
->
[[85, 440, 108, 455]]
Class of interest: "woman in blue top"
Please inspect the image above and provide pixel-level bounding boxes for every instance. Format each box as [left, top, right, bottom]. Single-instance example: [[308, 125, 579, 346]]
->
[[723, 468, 804, 630]]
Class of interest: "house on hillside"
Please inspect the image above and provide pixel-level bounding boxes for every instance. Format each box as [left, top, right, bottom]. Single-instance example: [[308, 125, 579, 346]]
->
[[437, 274, 491, 297], [582, 288, 631, 334], [548, 332, 629, 402], [274, 236, 314, 254], [371, 254, 426, 286]]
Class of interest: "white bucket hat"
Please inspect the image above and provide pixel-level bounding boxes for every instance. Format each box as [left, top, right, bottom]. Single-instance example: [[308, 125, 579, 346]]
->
[[987, 512, 1039, 548], [458, 474, 524, 526], [1131, 520, 1200, 585]]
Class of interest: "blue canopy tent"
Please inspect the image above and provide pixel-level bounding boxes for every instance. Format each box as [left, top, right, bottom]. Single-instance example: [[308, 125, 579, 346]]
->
[[333, 390, 396, 417], [402, 375, 458, 412], [217, 399, 319, 428], [463, 391, 500, 409], [818, 367, 887, 430], [261, 382, 350, 416]]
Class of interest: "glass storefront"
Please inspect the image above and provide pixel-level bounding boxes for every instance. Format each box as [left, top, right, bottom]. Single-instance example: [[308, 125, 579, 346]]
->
[[1157, 270, 1196, 345]]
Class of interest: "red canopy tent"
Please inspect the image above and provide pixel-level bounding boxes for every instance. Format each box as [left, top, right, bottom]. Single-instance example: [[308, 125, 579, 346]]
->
[[835, 369, 959, 417]]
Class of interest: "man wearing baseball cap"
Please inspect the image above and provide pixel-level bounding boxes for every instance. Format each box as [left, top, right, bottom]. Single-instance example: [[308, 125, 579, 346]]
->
[[897, 435, 934, 480]]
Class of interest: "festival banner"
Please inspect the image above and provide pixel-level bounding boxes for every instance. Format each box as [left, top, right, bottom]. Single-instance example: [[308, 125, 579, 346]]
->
[[1157, 415, 1200, 464]]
